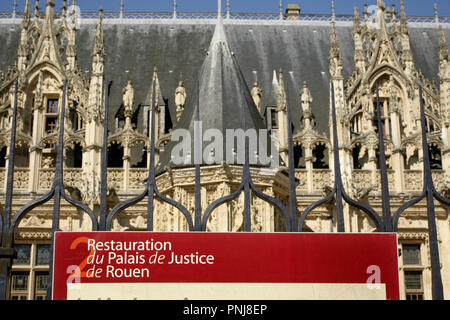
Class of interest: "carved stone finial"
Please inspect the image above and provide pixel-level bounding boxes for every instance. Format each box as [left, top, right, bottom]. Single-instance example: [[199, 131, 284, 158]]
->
[[23, 0, 30, 18], [329, 21, 343, 78], [400, 0, 408, 32], [439, 26, 449, 63], [279, 0, 283, 20], [34, 0, 40, 18], [434, 3, 439, 24], [331, 0, 335, 22], [92, 7, 105, 57]]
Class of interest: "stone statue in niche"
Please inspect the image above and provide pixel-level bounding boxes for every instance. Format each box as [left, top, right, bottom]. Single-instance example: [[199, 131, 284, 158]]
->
[[251, 81, 262, 113], [175, 81, 186, 120], [300, 81, 312, 114], [43, 36, 51, 60], [122, 80, 134, 113]]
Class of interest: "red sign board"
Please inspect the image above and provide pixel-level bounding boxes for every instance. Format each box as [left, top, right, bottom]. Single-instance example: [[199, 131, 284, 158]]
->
[[53, 232, 399, 300]]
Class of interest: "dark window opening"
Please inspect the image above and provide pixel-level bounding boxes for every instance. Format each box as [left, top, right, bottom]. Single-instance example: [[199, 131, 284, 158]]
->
[[66, 143, 83, 168], [312, 144, 329, 169], [164, 104, 173, 134], [107, 143, 124, 168], [429, 145, 442, 170], [0, 146, 6, 167], [293, 145, 305, 169], [131, 144, 148, 169], [352, 144, 363, 170], [14, 145, 30, 168]]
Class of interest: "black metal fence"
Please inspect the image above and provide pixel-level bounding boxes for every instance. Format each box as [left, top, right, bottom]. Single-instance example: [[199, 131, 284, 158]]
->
[[0, 67, 448, 299]]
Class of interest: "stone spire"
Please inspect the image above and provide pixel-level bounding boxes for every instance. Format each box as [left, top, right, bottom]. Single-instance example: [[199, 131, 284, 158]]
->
[[61, 0, 67, 19], [399, 0, 408, 34], [376, 0, 388, 32], [92, 7, 105, 58], [329, 19, 343, 78], [434, 3, 439, 25], [17, 0, 31, 71], [23, 0, 31, 22], [86, 7, 106, 125], [439, 26, 449, 64], [276, 69, 288, 165], [331, 0, 335, 22], [45, 0, 55, 21], [301, 81, 314, 130], [34, 0, 40, 18]]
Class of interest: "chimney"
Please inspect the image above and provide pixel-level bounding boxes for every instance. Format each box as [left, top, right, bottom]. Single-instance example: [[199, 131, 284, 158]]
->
[[285, 4, 301, 20]]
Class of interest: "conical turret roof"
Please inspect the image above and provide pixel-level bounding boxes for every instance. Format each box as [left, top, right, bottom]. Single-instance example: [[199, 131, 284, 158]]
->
[[157, 18, 269, 172]]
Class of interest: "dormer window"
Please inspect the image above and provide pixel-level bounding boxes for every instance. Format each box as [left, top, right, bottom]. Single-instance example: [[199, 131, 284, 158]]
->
[[266, 107, 278, 130]]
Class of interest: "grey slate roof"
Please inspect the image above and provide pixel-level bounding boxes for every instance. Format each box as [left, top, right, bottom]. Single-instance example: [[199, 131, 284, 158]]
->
[[1, 21, 449, 139]]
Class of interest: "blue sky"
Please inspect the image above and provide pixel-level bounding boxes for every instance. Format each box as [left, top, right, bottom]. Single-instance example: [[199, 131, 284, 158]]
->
[[1, 0, 449, 16]]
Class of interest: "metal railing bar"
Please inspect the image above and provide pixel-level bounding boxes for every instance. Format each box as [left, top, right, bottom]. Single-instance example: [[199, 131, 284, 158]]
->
[[376, 87, 393, 232], [194, 77, 202, 232], [285, 75, 299, 232], [1, 80, 18, 247], [417, 86, 444, 300], [2, 11, 449, 23], [298, 188, 336, 232], [330, 83, 345, 232], [99, 81, 112, 231]]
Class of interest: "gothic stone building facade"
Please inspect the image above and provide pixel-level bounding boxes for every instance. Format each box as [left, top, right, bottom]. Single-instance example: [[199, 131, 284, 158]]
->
[[0, 0, 449, 300]]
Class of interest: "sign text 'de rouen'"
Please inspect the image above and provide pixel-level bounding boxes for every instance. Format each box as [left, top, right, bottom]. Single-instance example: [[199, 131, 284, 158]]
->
[[53, 232, 399, 300]]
